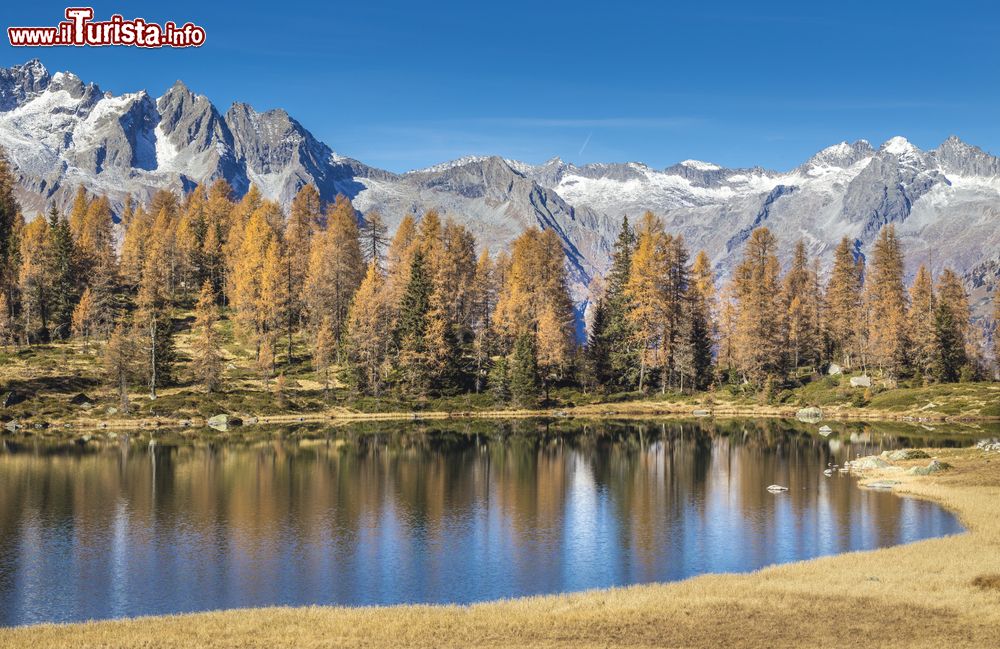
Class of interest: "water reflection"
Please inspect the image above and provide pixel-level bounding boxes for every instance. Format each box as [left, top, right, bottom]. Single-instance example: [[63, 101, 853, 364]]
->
[[0, 419, 965, 626]]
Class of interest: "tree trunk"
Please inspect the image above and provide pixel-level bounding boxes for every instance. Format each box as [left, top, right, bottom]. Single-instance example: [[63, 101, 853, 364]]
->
[[149, 321, 157, 400]]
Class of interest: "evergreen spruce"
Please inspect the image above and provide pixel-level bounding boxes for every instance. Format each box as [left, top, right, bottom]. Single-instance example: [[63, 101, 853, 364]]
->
[[44, 205, 78, 340], [0, 148, 22, 300], [488, 356, 511, 403], [396, 250, 433, 395], [510, 333, 540, 407], [586, 298, 612, 388], [931, 302, 965, 383], [603, 215, 639, 388]]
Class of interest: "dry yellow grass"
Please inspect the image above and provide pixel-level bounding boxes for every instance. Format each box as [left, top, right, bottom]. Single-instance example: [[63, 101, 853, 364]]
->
[[2, 447, 998, 648]]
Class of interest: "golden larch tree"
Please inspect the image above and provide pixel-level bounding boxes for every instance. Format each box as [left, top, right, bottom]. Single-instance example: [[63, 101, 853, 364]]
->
[[304, 195, 364, 354], [346, 262, 394, 395], [865, 224, 909, 377], [232, 203, 278, 349], [624, 212, 667, 391], [191, 280, 224, 392], [730, 227, 784, 385], [908, 264, 936, 379], [825, 237, 864, 369]]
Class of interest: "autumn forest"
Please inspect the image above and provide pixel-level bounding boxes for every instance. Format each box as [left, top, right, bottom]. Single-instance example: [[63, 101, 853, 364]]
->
[[0, 149, 998, 416]]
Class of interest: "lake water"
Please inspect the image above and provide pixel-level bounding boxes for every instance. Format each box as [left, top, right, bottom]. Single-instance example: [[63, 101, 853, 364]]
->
[[0, 419, 966, 626]]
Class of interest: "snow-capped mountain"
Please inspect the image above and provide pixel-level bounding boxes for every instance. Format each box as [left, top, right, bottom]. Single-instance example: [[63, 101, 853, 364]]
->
[[1, 59, 998, 320], [0, 59, 389, 215]]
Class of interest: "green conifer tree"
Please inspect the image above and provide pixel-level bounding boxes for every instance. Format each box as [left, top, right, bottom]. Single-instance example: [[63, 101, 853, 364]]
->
[[931, 302, 966, 383], [586, 298, 612, 388], [44, 205, 78, 340], [603, 216, 639, 388], [510, 333, 540, 407], [396, 251, 433, 395]]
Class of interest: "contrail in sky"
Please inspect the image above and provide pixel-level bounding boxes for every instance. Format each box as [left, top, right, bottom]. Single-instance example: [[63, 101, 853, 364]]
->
[[578, 131, 592, 156]]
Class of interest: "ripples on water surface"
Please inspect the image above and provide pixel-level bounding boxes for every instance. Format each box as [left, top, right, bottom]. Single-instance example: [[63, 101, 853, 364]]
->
[[0, 419, 967, 626]]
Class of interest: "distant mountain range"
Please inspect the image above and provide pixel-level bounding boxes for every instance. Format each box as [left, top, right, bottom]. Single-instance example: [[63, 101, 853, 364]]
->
[[1, 59, 997, 321]]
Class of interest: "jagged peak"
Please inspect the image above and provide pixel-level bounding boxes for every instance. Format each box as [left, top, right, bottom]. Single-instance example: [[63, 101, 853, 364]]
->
[[803, 139, 874, 169], [410, 155, 491, 174], [680, 159, 721, 171], [0, 59, 52, 111], [931, 135, 1000, 176], [879, 135, 921, 156], [161, 79, 196, 100], [226, 101, 260, 118], [157, 79, 216, 115], [7, 58, 48, 77], [227, 102, 297, 126], [937, 134, 975, 152]]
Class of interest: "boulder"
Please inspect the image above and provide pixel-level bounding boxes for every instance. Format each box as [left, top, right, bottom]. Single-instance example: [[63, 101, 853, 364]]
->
[[796, 407, 823, 423], [827, 363, 843, 375], [106, 407, 118, 415], [975, 439, 1000, 453], [207, 414, 243, 432], [851, 456, 891, 470], [818, 425, 833, 436], [908, 459, 951, 476], [884, 449, 930, 461], [850, 375, 872, 388], [766, 485, 789, 493], [69, 393, 94, 406], [3, 420, 20, 432], [692, 409, 711, 417]]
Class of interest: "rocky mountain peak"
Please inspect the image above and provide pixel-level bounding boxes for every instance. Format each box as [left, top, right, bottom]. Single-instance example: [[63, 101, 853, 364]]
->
[[0, 59, 50, 111], [1, 59, 998, 324], [679, 159, 721, 171], [879, 135, 921, 157], [932, 135, 1000, 177], [803, 140, 874, 169], [48, 70, 103, 104]]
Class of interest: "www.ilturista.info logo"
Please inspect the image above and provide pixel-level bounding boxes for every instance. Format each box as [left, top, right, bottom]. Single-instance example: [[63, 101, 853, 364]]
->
[[8, 8, 206, 48]]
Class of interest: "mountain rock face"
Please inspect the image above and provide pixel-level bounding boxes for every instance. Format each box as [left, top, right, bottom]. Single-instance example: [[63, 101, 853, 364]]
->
[[1, 59, 998, 323], [0, 59, 387, 217]]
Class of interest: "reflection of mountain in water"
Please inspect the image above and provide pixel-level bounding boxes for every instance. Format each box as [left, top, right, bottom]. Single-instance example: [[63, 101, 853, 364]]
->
[[0, 419, 966, 625]]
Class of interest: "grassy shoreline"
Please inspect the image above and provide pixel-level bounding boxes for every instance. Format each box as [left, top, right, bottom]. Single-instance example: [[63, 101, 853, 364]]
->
[[4, 339, 999, 433], [2, 385, 999, 435], [2, 446, 998, 648]]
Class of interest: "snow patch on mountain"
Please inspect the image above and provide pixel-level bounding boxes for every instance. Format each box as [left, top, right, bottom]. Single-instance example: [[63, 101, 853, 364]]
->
[[1, 59, 999, 322], [153, 122, 179, 170], [680, 159, 721, 171]]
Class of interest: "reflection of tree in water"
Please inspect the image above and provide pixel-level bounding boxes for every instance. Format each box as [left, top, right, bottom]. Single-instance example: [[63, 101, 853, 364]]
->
[[0, 419, 970, 623]]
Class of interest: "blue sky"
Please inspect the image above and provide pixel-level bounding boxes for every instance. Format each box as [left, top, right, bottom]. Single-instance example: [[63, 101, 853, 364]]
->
[[2, 1, 997, 172]]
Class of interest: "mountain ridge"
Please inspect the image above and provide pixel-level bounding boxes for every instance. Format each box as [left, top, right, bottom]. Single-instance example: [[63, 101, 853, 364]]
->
[[1, 58, 998, 320]]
